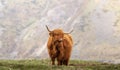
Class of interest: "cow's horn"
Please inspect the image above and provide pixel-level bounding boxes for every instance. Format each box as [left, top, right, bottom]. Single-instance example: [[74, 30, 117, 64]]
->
[[64, 29, 73, 34], [46, 25, 51, 32]]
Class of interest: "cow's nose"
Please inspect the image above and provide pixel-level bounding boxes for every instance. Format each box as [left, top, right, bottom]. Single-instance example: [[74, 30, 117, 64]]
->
[[59, 38, 63, 41], [57, 38, 63, 42]]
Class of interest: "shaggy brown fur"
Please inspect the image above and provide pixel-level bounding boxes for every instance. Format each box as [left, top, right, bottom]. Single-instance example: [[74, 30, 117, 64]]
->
[[46, 28, 73, 66]]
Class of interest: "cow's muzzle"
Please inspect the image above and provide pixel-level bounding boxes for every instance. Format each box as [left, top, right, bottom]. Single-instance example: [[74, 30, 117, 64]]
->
[[54, 38, 63, 44]]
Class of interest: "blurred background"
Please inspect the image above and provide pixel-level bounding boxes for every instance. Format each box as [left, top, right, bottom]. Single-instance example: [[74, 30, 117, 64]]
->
[[0, 0, 120, 64]]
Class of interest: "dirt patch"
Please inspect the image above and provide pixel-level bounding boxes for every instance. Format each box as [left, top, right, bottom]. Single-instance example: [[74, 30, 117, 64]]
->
[[69, 63, 109, 67], [69, 64, 89, 66]]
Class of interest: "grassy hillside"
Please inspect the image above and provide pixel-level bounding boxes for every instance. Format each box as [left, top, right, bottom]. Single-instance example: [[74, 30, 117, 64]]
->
[[0, 59, 120, 70]]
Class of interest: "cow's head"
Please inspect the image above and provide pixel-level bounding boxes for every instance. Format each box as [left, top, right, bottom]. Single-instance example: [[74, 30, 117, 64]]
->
[[46, 25, 73, 42]]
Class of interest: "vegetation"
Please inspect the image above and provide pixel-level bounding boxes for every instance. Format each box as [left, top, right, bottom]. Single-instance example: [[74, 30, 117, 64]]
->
[[0, 59, 120, 70]]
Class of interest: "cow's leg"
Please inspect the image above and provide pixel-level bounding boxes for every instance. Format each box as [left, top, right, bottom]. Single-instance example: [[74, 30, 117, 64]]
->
[[62, 60, 66, 65], [57, 58, 62, 65], [65, 59, 69, 66], [51, 57, 55, 65], [63, 59, 69, 66], [57, 53, 64, 65], [57, 54, 63, 65], [57, 44, 64, 65]]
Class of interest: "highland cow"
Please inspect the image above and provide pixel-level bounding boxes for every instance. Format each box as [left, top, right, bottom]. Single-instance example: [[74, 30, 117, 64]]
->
[[46, 25, 73, 66]]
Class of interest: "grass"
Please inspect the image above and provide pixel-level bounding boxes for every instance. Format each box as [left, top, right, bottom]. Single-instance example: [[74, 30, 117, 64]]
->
[[0, 59, 120, 70]]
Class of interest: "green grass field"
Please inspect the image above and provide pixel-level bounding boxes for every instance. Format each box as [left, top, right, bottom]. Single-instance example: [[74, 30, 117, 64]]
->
[[0, 59, 120, 70]]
